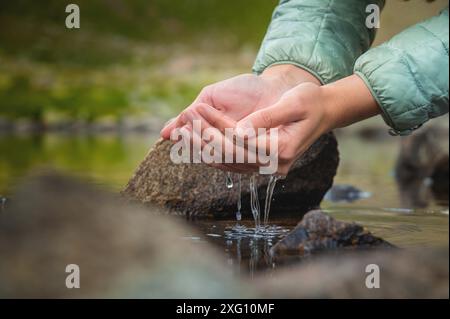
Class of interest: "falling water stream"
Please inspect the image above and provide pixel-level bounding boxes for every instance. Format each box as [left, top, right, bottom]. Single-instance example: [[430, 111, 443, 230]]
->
[[263, 175, 281, 225], [236, 174, 242, 221], [227, 173, 281, 231], [249, 174, 261, 229]]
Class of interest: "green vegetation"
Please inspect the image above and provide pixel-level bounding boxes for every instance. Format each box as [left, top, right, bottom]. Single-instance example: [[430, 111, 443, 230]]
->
[[0, 0, 276, 124], [1, 0, 446, 124]]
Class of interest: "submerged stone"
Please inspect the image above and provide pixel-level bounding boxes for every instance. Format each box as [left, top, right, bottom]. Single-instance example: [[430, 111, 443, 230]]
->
[[122, 133, 339, 218], [324, 184, 371, 203], [271, 210, 394, 257]]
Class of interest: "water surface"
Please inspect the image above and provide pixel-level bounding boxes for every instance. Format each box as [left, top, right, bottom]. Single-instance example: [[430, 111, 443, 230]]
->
[[1, 132, 448, 275]]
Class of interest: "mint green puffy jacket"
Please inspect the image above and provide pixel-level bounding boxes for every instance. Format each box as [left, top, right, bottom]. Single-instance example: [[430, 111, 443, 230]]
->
[[253, 0, 449, 136]]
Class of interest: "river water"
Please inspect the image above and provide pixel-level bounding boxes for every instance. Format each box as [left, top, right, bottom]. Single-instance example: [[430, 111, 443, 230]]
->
[[0, 132, 448, 275]]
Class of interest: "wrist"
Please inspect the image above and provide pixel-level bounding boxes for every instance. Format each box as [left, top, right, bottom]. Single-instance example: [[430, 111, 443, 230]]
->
[[321, 74, 381, 130], [320, 83, 342, 132], [261, 64, 321, 91]]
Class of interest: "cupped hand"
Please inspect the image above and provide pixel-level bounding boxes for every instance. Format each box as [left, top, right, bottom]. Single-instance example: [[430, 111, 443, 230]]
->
[[167, 73, 380, 176], [237, 82, 333, 175], [160, 65, 320, 140], [182, 82, 335, 175]]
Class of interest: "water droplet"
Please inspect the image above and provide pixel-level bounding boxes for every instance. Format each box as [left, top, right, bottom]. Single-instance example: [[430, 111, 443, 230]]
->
[[225, 172, 234, 189], [236, 174, 242, 221]]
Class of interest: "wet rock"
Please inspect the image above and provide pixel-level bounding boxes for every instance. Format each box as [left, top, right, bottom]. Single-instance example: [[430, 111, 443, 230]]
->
[[0, 172, 249, 298], [0, 196, 6, 212], [431, 154, 449, 204], [254, 248, 449, 299], [270, 210, 393, 257], [123, 133, 339, 218], [324, 184, 371, 203], [395, 127, 449, 208]]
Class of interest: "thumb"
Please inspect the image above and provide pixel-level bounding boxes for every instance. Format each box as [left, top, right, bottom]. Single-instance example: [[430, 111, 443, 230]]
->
[[237, 101, 299, 131]]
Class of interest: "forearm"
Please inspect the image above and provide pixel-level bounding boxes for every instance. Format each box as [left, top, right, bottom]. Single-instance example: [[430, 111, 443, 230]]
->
[[322, 75, 381, 130]]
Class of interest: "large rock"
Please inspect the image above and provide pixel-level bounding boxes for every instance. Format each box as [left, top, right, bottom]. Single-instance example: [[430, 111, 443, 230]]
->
[[123, 133, 339, 218], [271, 210, 394, 258]]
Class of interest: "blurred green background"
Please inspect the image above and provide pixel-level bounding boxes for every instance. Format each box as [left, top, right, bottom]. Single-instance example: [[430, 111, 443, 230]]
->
[[0, 0, 448, 195], [0, 0, 278, 125], [1, 0, 448, 125]]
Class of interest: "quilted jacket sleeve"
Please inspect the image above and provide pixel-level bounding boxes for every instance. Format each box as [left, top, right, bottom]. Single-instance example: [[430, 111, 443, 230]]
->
[[354, 8, 449, 136], [253, 0, 386, 84]]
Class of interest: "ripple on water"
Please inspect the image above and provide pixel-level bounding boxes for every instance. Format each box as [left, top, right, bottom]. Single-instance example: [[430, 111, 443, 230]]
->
[[224, 224, 291, 240]]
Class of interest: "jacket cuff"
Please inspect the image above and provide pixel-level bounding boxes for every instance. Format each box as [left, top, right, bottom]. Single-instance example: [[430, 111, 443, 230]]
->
[[354, 50, 440, 137]]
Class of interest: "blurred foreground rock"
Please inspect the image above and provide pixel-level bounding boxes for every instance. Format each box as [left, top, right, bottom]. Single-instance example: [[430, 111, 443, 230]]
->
[[0, 172, 248, 298], [255, 248, 449, 299], [0, 172, 447, 298], [123, 133, 339, 217], [271, 210, 394, 257]]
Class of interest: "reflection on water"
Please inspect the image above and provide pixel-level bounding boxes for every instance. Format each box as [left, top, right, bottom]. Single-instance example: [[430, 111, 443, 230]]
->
[[0, 132, 449, 275], [186, 219, 293, 277], [0, 133, 157, 194], [186, 205, 449, 275], [185, 134, 449, 274]]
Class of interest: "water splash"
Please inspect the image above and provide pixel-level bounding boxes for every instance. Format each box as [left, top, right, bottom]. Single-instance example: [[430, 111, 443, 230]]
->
[[225, 224, 290, 240], [236, 174, 242, 221], [249, 174, 261, 229], [225, 172, 234, 189], [263, 175, 280, 225], [224, 224, 290, 275]]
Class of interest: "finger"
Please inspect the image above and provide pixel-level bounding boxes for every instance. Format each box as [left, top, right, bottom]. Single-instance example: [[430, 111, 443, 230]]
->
[[187, 105, 238, 163], [160, 85, 214, 140], [161, 113, 188, 140], [188, 115, 262, 171], [196, 103, 236, 134], [185, 106, 271, 172], [237, 101, 301, 131], [161, 117, 177, 140]]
